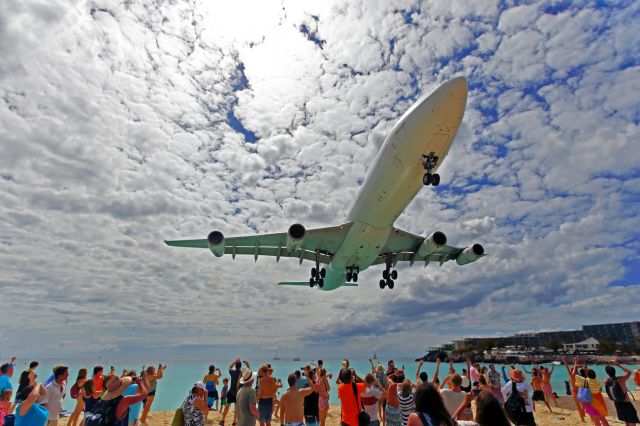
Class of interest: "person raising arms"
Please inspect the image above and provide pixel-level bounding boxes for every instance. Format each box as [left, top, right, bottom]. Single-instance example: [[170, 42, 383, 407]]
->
[[204, 365, 222, 415], [280, 373, 317, 426], [407, 383, 455, 426], [604, 361, 639, 426], [139, 364, 165, 425]]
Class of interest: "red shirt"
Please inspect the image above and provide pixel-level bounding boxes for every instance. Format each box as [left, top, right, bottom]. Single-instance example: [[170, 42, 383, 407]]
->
[[338, 382, 366, 426]]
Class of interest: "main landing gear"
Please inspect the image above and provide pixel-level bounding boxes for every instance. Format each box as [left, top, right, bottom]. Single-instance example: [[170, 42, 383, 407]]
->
[[346, 266, 359, 283], [379, 253, 397, 290], [309, 249, 325, 288], [421, 152, 440, 186]]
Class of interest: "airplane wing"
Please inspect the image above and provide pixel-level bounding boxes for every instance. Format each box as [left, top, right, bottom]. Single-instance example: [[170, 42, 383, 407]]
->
[[164, 222, 353, 265], [373, 227, 485, 267]]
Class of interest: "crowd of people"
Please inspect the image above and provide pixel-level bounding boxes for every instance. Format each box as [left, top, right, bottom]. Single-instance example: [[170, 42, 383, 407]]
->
[[0, 357, 165, 425], [1, 355, 639, 426]]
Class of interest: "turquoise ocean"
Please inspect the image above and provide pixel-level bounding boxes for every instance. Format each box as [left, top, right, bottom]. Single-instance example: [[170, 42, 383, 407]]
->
[[6, 358, 638, 412]]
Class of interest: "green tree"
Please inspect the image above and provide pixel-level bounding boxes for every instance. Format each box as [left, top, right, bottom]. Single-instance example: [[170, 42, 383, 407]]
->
[[547, 340, 564, 353]]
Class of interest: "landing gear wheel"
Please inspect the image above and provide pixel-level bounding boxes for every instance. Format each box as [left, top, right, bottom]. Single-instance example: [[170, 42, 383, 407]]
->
[[423, 173, 432, 186], [311, 267, 318, 278], [352, 273, 358, 282], [431, 173, 440, 186], [391, 270, 398, 280], [382, 270, 389, 280], [320, 268, 326, 278], [318, 278, 324, 288], [387, 279, 395, 289], [346, 272, 353, 282], [309, 278, 315, 288], [379, 279, 386, 289]]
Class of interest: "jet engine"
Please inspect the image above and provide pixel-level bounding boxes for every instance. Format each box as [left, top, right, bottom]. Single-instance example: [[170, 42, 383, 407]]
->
[[207, 231, 225, 257], [286, 223, 306, 252], [416, 231, 447, 257], [456, 244, 485, 265]]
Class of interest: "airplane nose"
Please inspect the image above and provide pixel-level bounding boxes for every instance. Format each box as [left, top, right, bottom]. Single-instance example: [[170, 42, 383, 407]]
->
[[445, 76, 468, 100]]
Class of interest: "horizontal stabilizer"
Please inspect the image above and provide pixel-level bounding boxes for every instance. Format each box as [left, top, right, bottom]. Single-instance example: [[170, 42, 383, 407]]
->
[[165, 239, 208, 248]]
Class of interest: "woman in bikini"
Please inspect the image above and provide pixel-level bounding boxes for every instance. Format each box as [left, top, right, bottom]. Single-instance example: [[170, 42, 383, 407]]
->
[[140, 364, 165, 424], [67, 368, 88, 426], [317, 368, 330, 426]]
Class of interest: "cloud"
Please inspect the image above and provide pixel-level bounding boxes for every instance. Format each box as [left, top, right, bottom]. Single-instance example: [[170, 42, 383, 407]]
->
[[0, 0, 638, 358]]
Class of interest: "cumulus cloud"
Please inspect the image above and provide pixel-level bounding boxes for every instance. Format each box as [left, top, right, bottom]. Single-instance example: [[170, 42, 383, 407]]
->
[[0, 0, 638, 358]]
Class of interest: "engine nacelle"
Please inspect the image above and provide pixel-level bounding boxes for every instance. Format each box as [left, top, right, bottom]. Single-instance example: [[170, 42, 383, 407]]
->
[[207, 231, 225, 257], [456, 243, 485, 265], [416, 231, 447, 258], [286, 223, 306, 252]]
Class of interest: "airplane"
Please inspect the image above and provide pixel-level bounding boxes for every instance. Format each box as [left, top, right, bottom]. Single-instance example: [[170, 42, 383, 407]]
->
[[165, 76, 485, 291]]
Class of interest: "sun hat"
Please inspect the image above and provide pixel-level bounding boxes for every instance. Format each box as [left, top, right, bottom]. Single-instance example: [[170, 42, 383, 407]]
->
[[375, 365, 384, 373], [509, 369, 525, 383], [103, 376, 133, 401], [239, 368, 257, 385], [193, 381, 207, 391]]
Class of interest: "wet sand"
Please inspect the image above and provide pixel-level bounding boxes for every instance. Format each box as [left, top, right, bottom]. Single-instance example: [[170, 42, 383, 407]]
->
[[58, 391, 640, 426]]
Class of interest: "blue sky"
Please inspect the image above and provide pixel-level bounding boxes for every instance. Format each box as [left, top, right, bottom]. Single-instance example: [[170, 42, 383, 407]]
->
[[0, 0, 639, 359]]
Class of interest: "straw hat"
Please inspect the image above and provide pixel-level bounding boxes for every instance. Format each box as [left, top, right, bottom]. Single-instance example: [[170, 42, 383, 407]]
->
[[239, 368, 257, 385], [103, 376, 133, 401], [375, 365, 384, 373], [509, 369, 525, 383]]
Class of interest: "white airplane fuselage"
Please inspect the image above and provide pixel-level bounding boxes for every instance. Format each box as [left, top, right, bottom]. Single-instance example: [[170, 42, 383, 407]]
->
[[320, 77, 468, 290]]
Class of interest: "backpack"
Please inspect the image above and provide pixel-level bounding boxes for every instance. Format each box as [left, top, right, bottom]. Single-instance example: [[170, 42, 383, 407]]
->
[[84, 397, 119, 426], [504, 381, 527, 424], [351, 383, 370, 426], [605, 378, 626, 403], [577, 378, 592, 404], [70, 383, 80, 399]]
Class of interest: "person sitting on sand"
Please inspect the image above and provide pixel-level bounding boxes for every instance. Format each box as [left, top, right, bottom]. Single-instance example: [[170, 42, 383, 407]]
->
[[455, 391, 510, 426], [407, 383, 455, 426], [438, 373, 472, 421], [574, 365, 610, 426], [182, 381, 209, 426], [279, 373, 316, 426], [14, 384, 48, 426], [501, 369, 536, 426], [604, 362, 639, 426]]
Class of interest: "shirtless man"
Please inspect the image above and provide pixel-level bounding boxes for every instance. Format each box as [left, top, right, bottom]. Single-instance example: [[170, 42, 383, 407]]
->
[[279, 373, 317, 426]]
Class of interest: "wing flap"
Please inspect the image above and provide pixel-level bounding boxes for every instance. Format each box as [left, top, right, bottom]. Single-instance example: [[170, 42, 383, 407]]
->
[[164, 239, 208, 248]]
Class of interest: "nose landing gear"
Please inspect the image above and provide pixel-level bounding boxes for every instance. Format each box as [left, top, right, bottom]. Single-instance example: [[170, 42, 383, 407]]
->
[[421, 152, 440, 186]]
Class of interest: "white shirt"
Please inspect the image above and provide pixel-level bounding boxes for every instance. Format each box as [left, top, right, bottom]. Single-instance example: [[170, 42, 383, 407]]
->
[[439, 389, 467, 417], [361, 386, 382, 421], [501, 380, 533, 413], [43, 381, 66, 420]]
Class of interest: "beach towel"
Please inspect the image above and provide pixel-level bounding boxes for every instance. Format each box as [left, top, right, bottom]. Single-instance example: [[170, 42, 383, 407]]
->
[[171, 408, 185, 426]]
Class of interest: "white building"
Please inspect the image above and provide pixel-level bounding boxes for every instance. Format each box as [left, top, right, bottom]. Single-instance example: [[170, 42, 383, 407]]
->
[[563, 337, 599, 352]]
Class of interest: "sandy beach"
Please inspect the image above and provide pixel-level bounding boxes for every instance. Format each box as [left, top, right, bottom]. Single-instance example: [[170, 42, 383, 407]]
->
[[55, 392, 640, 426]]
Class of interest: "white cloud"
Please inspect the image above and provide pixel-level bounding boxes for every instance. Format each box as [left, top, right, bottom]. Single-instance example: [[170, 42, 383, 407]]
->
[[0, 0, 638, 358]]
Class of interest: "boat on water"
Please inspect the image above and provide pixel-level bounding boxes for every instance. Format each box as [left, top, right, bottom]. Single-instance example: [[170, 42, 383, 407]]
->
[[293, 357, 301, 361], [373, 352, 378, 360]]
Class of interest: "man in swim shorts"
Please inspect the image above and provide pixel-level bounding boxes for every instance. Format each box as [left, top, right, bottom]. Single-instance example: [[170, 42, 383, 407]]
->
[[280, 373, 317, 426]]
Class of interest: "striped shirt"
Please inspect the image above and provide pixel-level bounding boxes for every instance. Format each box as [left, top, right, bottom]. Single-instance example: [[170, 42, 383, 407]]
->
[[397, 389, 414, 426]]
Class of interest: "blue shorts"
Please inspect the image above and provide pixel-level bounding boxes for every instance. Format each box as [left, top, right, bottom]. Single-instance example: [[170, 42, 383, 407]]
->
[[304, 415, 318, 426], [258, 398, 273, 422]]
